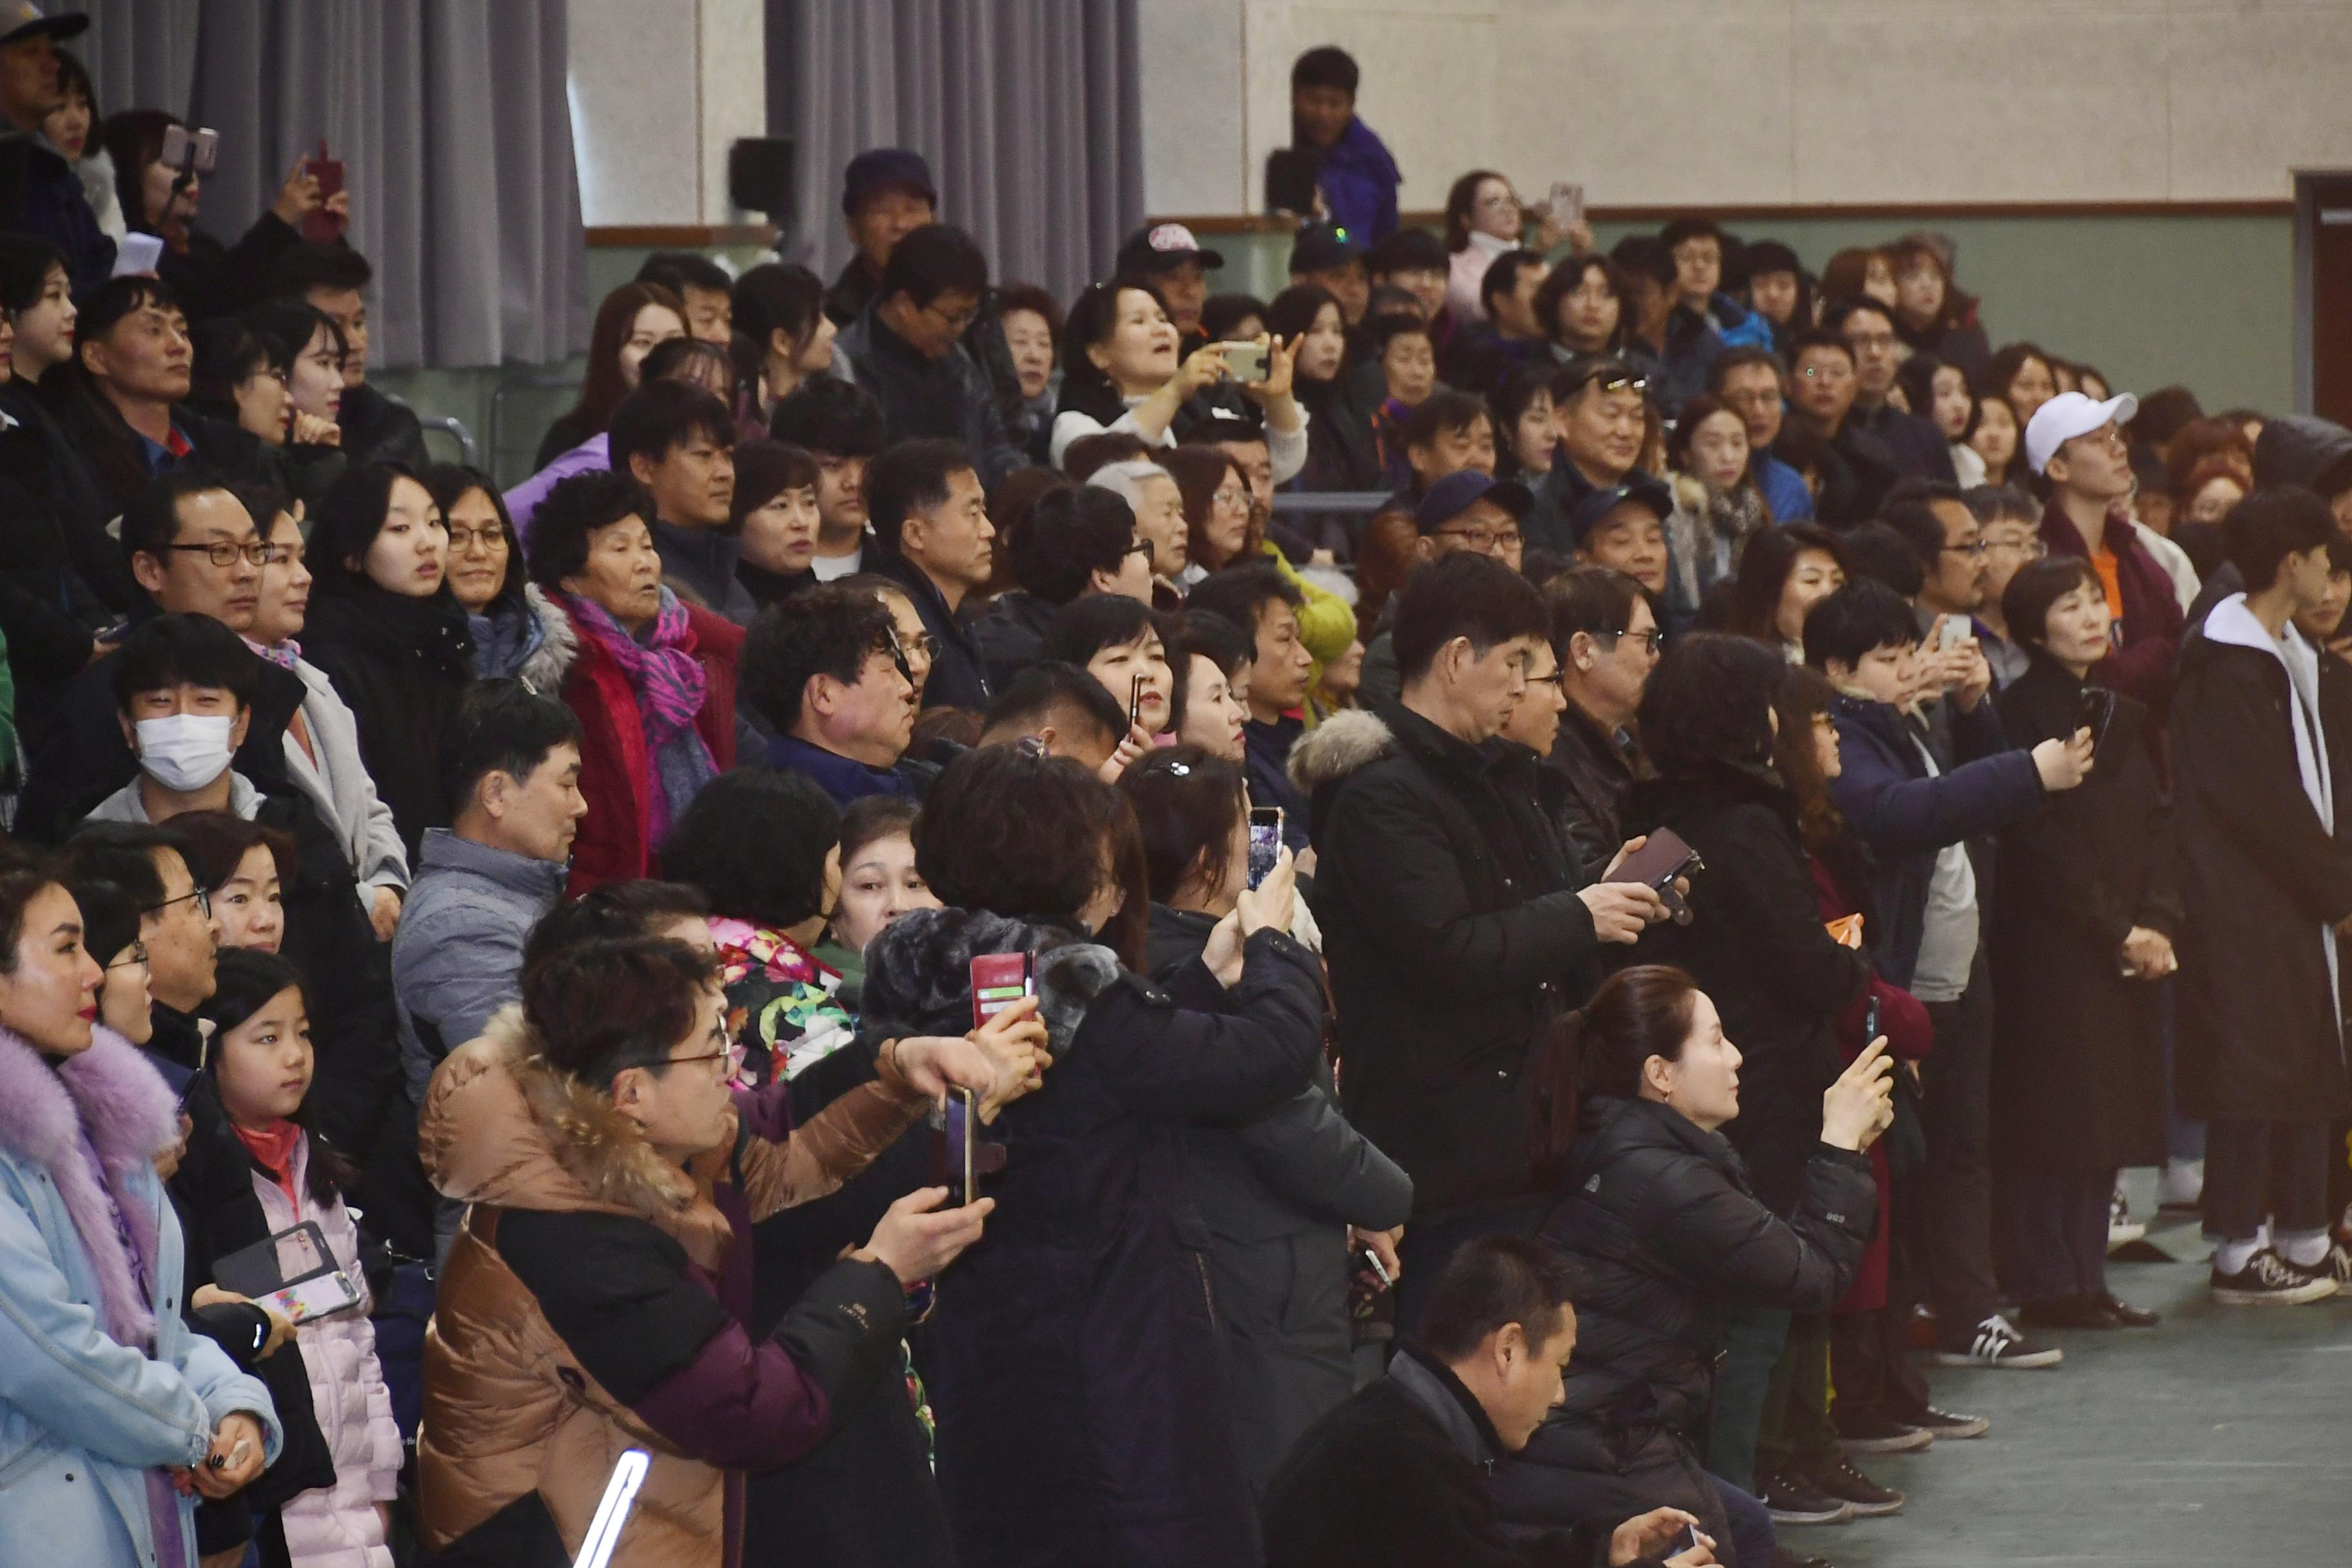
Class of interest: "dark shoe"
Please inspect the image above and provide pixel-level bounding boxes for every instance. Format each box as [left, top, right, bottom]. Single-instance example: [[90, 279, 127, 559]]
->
[[1832, 1410, 1933, 1454], [2211, 1247, 2338, 1306], [1759, 1468, 1855, 1526], [1805, 1455, 1905, 1518], [1899, 1404, 1990, 1440], [2018, 1292, 2117, 1330], [1769, 1551, 1837, 1568], [2096, 1292, 2161, 1328], [1932, 1312, 2064, 1367]]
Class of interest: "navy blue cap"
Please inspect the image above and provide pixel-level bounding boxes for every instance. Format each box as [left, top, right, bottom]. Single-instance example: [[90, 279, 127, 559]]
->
[[1564, 478, 1674, 547], [1415, 471, 1533, 534], [841, 148, 937, 215], [1288, 222, 1364, 276], [0, 3, 86, 48]]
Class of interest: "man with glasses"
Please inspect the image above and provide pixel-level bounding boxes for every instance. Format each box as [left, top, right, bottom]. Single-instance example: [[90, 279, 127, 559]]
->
[[58, 822, 219, 1084], [1778, 328, 1902, 527], [837, 223, 1024, 490], [1531, 357, 1655, 554], [1832, 299, 1957, 485], [747, 582, 923, 805], [2026, 388, 2184, 708], [1967, 486, 2048, 688]]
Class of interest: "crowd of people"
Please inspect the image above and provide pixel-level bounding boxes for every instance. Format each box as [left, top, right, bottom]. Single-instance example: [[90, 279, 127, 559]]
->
[[0, 13, 2348, 1568]]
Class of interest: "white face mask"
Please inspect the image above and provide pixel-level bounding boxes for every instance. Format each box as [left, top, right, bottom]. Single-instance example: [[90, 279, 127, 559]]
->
[[134, 713, 236, 792]]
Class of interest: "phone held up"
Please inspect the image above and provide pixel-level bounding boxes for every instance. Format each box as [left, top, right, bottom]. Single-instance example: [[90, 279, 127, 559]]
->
[[970, 952, 1034, 1030], [1218, 340, 1269, 384], [1247, 807, 1284, 890], [302, 138, 345, 244], [942, 1086, 978, 1208]]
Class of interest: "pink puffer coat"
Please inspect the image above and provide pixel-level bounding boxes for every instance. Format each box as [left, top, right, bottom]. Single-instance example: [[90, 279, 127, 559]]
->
[[250, 1137, 403, 1568]]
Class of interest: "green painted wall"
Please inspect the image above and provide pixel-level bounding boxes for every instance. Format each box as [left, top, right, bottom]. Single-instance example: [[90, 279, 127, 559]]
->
[[1203, 215, 2293, 415]]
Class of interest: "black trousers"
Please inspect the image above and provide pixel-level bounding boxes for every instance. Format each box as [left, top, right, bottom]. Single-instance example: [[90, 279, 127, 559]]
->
[[1996, 1164, 2114, 1302], [2204, 1117, 2333, 1241], [1920, 955, 2000, 1335]]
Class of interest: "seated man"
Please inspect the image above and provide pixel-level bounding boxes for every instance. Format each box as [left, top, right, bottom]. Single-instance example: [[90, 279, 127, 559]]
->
[[972, 484, 1153, 690], [57, 820, 220, 1086], [1262, 1234, 1703, 1567], [769, 377, 890, 581], [1567, 482, 1674, 616], [864, 438, 996, 710], [974, 659, 1128, 778], [1531, 358, 1654, 553], [834, 223, 1023, 487], [270, 243, 428, 467], [745, 582, 921, 804], [1357, 469, 1533, 709]]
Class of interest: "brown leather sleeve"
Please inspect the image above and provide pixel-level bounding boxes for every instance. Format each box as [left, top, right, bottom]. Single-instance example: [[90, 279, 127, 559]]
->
[[738, 1074, 927, 1223]]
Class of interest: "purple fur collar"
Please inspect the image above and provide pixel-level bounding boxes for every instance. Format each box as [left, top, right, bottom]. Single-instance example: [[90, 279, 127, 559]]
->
[[0, 1023, 181, 1347]]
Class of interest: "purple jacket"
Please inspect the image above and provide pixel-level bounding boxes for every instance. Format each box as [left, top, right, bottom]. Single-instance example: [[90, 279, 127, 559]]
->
[[504, 433, 609, 538]]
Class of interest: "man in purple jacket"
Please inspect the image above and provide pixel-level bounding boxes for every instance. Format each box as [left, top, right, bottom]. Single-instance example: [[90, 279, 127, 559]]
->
[[1288, 46, 1401, 246]]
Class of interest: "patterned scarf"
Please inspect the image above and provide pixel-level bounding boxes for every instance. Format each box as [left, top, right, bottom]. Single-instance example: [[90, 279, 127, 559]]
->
[[564, 587, 718, 842]]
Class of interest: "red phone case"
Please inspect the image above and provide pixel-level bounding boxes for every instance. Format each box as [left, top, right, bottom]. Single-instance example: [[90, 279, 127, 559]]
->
[[970, 952, 1032, 1030], [302, 144, 344, 244]]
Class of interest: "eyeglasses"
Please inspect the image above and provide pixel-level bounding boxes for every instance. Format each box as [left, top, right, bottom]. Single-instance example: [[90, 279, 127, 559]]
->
[[1436, 524, 1524, 552], [1124, 537, 1157, 566], [166, 541, 277, 568], [654, 1045, 736, 1078], [1941, 539, 1988, 558], [1845, 332, 1897, 352], [146, 887, 211, 920], [446, 525, 507, 551], [106, 941, 150, 970], [924, 300, 981, 335], [1984, 536, 2048, 559], [1525, 669, 1565, 687], [1597, 627, 1666, 654]]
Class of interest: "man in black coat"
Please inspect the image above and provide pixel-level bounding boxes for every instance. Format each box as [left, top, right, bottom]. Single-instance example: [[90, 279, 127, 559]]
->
[[863, 438, 995, 713], [833, 224, 1024, 491], [1262, 1233, 1703, 1568], [1313, 554, 1666, 1327], [2174, 489, 2352, 1302], [1832, 300, 1958, 485]]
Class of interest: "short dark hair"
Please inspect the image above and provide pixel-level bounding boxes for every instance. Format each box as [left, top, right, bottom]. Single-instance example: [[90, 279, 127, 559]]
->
[[167, 810, 295, 897], [838, 794, 923, 868], [524, 936, 720, 1092], [1551, 354, 1642, 409], [1393, 552, 1549, 684], [522, 883, 712, 975], [1042, 594, 1161, 675], [980, 660, 1126, 752], [1419, 1235, 1580, 1362], [865, 438, 978, 556], [1823, 296, 1894, 336], [1963, 484, 2039, 527], [0, 230, 66, 312], [1707, 344, 1787, 393], [1015, 485, 1136, 605], [769, 376, 888, 458], [527, 469, 656, 591], [188, 318, 286, 423], [112, 614, 260, 712], [2226, 486, 2340, 592], [1785, 327, 1853, 368], [1367, 226, 1447, 278], [609, 377, 736, 475], [1371, 311, 1433, 358], [662, 767, 841, 930], [1290, 44, 1359, 96], [1802, 580, 1922, 670], [75, 275, 181, 359], [1402, 388, 1491, 452], [2001, 556, 2104, 651], [1607, 235, 1675, 289], [60, 825, 172, 925], [1117, 745, 1249, 904], [1640, 632, 1787, 772], [1878, 499, 1948, 576], [1838, 520, 1926, 599], [881, 224, 988, 309], [120, 470, 242, 565], [637, 251, 733, 298], [1186, 562, 1302, 642], [267, 244, 372, 300], [1166, 611, 1254, 734], [1478, 248, 1547, 314], [741, 584, 900, 732], [1659, 215, 1725, 250], [2133, 386, 2205, 447], [1198, 293, 1264, 341], [914, 743, 1149, 970], [441, 680, 583, 816], [1545, 565, 1645, 645], [1063, 429, 1153, 483]]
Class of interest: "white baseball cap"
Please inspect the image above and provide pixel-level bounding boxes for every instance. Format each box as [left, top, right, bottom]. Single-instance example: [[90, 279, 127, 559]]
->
[[2024, 389, 2139, 476]]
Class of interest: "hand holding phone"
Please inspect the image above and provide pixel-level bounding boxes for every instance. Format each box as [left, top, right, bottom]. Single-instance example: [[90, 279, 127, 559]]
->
[[1246, 807, 1284, 890], [943, 1088, 978, 1206], [300, 140, 346, 243], [1218, 340, 1269, 384], [2073, 685, 2116, 753], [970, 952, 1035, 1030]]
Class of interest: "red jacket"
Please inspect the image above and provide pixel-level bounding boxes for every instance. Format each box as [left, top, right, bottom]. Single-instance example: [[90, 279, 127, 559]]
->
[[558, 601, 742, 895]]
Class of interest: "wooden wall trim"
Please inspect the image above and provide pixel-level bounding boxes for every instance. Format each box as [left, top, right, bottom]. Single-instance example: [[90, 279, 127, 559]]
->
[[1169, 199, 2291, 236]]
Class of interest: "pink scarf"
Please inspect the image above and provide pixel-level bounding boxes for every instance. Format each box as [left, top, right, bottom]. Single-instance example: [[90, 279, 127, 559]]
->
[[564, 588, 719, 841]]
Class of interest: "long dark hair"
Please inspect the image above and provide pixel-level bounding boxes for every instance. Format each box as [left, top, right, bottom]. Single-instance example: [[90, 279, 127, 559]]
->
[[308, 460, 441, 600], [1444, 168, 1508, 253], [1527, 965, 1703, 1184], [1723, 524, 1844, 645], [557, 281, 687, 441], [1057, 279, 1168, 429], [200, 950, 360, 1206], [1771, 663, 1845, 855]]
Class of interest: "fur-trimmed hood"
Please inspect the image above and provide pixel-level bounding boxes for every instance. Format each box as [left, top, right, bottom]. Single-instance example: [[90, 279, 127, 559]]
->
[[1286, 707, 1395, 798], [860, 906, 1121, 1059], [516, 581, 580, 694], [0, 1023, 181, 1346], [418, 1004, 733, 1269]]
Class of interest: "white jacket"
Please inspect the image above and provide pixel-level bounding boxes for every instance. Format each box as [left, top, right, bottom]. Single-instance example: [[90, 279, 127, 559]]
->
[[284, 656, 411, 909]]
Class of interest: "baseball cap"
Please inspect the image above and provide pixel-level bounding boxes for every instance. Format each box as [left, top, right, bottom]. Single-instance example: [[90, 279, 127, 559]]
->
[[2024, 389, 2139, 476], [841, 148, 937, 216], [0, 3, 84, 48], [1288, 222, 1364, 277], [1415, 471, 1532, 535], [1565, 478, 1673, 548], [1117, 222, 1224, 276]]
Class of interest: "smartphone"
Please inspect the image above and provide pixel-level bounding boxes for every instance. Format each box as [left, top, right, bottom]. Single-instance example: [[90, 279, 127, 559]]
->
[[1219, 340, 1269, 384], [158, 124, 219, 175], [1939, 614, 1968, 652], [1247, 806, 1284, 890], [302, 139, 344, 244], [1549, 181, 1585, 229], [970, 951, 1034, 1030], [1678, 1522, 1703, 1557], [2074, 685, 2115, 751], [1359, 1245, 1392, 1288], [262, 1265, 363, 1326], [943, 1087, 977, 1207], [1863, 994, 1881, 1046], [574, 1449, 651, 1568], [1128, 671, 1147, 730]]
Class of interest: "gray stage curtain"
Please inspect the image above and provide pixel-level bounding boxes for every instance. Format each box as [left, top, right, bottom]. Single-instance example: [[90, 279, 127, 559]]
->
[[770, 0, 1142, 304], [81, 0, 202, 119], [79, 0, 587, 370]]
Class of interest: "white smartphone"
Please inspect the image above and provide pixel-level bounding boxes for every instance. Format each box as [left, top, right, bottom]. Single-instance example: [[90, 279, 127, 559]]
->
[[1939, 614, 1968, 651]]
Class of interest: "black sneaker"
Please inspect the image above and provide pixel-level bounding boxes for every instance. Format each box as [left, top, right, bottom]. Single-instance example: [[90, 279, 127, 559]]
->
[[1805, 1455, 1905, 1518], [1833, 1411, 1933, 1455], [1759, 1468, 1856, 1526], [1901, 1404, 1989, 1440], [2211, 1247, 2338, 1306], [1769, 1551, 1837, 1568], [1932, 1312, 2064, 1368]]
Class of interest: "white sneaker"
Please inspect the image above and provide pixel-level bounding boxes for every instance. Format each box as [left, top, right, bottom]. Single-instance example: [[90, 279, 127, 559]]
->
[[2108, 1186, 2145, 1248], [2157, 1159, 2204, 1210]]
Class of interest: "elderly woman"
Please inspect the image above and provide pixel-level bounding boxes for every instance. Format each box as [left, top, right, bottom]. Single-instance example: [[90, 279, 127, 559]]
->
[[525, 469, 744, 894], [0, 850, 285, 1566]]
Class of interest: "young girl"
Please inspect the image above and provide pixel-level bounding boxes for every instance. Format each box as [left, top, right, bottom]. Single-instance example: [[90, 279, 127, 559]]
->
[[202, 951, 401, 1567]]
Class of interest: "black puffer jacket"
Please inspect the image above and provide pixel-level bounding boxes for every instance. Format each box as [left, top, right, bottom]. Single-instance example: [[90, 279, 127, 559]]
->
[[2251, 414, 2352, 495], [1543, 703, 1645, 876], [1493, 1097, 1873, 1540]]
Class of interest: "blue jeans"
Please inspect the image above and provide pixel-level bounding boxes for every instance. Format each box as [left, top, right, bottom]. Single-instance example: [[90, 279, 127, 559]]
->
[[1710, 1474, 1778, 1568], [1707, 1305, 1790, 1490]]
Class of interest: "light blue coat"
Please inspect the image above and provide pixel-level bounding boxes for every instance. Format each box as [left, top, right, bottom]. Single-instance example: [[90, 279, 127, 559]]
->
[[0, 1028, 283, 1568]]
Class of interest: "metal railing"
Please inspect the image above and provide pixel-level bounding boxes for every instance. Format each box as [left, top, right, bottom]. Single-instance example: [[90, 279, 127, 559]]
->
[[378, 394, 478, 467], [1270, 491, 1390, 516]]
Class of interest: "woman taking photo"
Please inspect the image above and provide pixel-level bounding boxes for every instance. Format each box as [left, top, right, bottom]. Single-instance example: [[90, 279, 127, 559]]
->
[[103, 108, 335, 322], [531, 280, 687, 469], [525, 469, 743, 894], [1050, 280, 1307, 481], [1043, 594, 1177, 740], [302, 463, 476, 863], [1989, 558, 2174, 1331], [422, 464, 574, 690], [1119, 745, 1408, 1496], [1441, 169, 1575, 324], [0, 852, 283, 1566], [1723, 524, 1848, 663], [860, 744, 1327, 1567], [1492, 964, 1890, 1566]]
